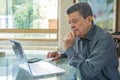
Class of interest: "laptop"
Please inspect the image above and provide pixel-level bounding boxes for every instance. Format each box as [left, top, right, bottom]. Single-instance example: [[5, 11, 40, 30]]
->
[[10, 40, 65, 79]]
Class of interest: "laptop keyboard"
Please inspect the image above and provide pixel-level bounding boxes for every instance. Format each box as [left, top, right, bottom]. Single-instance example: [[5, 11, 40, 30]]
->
[[29, 61, 65, 76]]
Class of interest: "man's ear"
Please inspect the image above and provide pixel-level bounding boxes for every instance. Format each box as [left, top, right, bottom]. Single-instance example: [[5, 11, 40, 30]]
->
[[86, 16, 93, 24]]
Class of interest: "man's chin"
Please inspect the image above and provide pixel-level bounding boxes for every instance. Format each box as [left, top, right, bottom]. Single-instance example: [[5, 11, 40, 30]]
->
[[73, 31, 79, 37], [74, 34, 81, 38], [74, 34, 79, 37], [74, 33, 78, 36]]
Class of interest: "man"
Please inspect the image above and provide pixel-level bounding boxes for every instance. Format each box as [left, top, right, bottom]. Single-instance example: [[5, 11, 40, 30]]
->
[[47, 2, 120, 80]]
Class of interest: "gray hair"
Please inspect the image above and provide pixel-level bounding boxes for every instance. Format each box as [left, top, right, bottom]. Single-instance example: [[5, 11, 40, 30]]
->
[[66, 2, 93, 19]]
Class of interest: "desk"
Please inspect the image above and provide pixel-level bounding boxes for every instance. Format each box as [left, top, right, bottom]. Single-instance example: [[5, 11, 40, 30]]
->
[[0, 49, 78, 80]]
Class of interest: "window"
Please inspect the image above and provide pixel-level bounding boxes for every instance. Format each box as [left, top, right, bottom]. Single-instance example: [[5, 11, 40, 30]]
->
[[0, 0, 58, 41], [74, 0, 118, 33]]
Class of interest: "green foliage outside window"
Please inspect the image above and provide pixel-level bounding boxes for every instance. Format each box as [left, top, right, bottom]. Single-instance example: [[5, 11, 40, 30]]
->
[[13, 1, 33, 29], [13, 0, 48, 29]]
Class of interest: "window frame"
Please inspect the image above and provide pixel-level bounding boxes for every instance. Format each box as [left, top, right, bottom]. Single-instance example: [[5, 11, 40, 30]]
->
[[0, 29, 58, 41]]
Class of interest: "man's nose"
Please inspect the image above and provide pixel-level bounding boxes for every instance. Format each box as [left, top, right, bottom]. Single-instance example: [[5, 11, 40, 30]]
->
[[71, 24, 75, 29]]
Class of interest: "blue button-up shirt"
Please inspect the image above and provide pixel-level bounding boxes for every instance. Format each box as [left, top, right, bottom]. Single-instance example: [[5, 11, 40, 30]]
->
[[62, 24, 120, 80]]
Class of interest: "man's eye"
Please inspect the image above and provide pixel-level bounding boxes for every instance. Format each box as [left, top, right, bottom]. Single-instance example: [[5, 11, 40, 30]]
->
[[72, 21, 77, 23]]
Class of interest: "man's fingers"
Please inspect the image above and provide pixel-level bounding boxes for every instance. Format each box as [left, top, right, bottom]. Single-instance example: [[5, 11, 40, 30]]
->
[[66, 32, 75, 38], [53, 54, 61, 61], [70, 32, 75, 38], [47, 51, 58, 58], [47, 52, 51, 58]]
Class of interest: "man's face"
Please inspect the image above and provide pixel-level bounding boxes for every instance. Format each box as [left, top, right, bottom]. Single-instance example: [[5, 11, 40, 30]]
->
[[68, 11, 92, 38]]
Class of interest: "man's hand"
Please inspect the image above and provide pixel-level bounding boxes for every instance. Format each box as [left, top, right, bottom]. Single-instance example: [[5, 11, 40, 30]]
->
[[47, 51, 61, 61], [63, 32, 75, 50]]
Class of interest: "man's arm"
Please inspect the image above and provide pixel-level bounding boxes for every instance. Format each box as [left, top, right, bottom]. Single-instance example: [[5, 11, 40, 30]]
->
[[61, 53, 67, 58], [66, 35, 118, 79]]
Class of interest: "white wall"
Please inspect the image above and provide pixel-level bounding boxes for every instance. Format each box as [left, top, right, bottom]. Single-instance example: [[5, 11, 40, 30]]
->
[[58, 0, 73, 50]]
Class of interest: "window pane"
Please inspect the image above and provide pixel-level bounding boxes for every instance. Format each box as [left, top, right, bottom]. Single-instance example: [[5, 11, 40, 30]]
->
[[0, 0, 58, 39], [0, 0, 58, 29]]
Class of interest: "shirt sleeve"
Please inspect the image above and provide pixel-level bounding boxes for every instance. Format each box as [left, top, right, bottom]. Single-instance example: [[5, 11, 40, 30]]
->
[[61, 53, 67, 58], [66, 35, 118, 79]]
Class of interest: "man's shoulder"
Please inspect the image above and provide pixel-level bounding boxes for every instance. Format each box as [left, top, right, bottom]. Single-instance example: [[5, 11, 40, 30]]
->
[[94, 25, 110, 36], [92, 24, 112, 40]]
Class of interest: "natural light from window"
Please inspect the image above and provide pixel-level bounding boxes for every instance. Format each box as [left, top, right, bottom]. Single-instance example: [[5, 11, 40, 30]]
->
[[0, 0, 58, 40]]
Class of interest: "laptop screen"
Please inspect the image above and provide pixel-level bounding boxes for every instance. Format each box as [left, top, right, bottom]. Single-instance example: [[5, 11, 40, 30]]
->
[[10, 40, 24, 60], [10, 40, 32, 74]]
